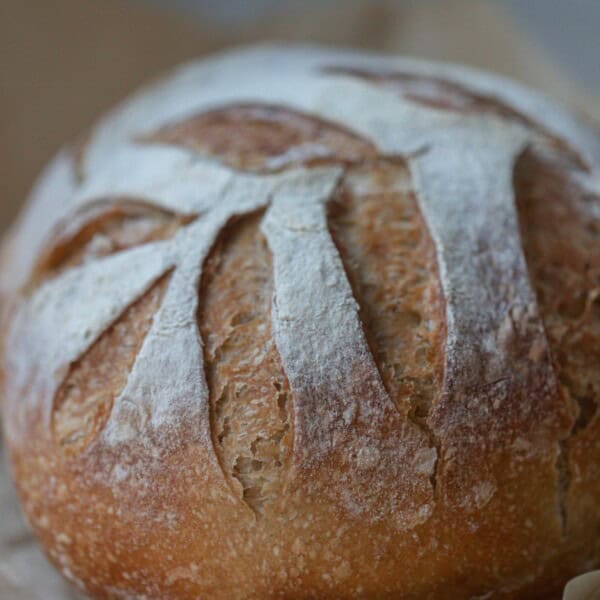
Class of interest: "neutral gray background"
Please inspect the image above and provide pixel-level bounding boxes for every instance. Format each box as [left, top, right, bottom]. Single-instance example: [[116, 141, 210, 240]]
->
[[138, 0, 600, 95]]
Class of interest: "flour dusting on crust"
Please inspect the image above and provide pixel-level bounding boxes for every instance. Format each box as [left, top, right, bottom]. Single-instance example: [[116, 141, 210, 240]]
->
[[3, 45, 599, 525]]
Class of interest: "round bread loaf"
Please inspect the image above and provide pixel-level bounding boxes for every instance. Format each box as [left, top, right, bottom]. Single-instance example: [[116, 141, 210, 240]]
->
[[1, 45, 600, 599]]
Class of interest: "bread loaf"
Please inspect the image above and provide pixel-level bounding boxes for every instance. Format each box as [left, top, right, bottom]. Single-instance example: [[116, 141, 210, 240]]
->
[[1, 45, 599, 599]]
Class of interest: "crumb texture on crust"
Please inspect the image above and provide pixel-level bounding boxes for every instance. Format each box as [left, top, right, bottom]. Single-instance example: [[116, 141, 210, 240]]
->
[[199, 211, 293, 515], [3, 46, 600, 599], [329, 159, 444, 476]]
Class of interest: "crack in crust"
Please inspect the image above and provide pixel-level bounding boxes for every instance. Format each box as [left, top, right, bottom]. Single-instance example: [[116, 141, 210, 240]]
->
[[199, 211, 293, 515], [53, 272, 172, 453], [515, 148, 600, 535]]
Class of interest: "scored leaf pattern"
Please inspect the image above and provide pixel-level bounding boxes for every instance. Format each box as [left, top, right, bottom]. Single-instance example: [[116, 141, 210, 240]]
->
[[6, 48, 600, 524]]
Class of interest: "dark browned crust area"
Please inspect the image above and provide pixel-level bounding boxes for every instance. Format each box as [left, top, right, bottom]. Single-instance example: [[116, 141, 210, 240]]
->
[[324, 66, 587, 170], [516, 150, 600, 438], [141, 103, 379, 173], [515, 148, 600, 549], [199, 211, 293, 515], [53, 273, 171, 452]]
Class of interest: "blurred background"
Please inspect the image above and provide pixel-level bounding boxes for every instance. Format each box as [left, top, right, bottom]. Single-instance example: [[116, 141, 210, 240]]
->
[[0, 0, 600, 237], [1, 0, 599, 237], [0, 1, 599, 598]]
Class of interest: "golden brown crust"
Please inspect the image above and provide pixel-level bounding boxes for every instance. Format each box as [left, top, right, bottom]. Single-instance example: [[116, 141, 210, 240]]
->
[[2, 48, 600, 600], [33, 201, 187, 282], [142, 103, 378, 173]]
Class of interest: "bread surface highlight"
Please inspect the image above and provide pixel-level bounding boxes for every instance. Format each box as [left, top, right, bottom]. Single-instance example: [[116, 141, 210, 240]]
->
[[1, 45, 600, 599]]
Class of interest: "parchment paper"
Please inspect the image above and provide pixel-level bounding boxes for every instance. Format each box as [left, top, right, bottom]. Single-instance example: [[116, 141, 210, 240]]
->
[[564, 571, 600, 600]]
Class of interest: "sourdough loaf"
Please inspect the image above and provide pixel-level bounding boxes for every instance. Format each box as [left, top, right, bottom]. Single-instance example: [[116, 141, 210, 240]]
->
[[1, 45, 600, 599]]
